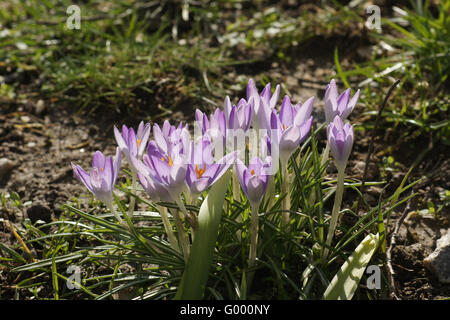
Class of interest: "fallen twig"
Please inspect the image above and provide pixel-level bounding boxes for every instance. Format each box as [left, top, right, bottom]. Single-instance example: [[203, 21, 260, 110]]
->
[[359, 79, 401, 207], [385, 190, 413, 300]]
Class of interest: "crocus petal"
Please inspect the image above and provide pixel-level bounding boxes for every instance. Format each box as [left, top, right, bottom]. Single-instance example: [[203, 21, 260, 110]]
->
[[127, 128, 138, 157], [246, 174, 268, 206], [224, 96, 232, 124], [72, 163, 93, 192], [153, 124, 168, 154], [114, 126, 129, 156], [280, 95, 294, 127], [337, 88, 351, 114], [341, 89, 360, 120], [294, 96, 314, 126], [260, 83, 271, 104], [269, 84, 281, 109], [113, 147, 121, 184], [137, 122, 151, 157], [92, 151, 106, 171], [246, 78, 258, 101]]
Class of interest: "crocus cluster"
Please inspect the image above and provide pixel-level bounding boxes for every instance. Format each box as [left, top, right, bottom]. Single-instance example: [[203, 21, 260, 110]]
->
[[71, 77, 359, 266]]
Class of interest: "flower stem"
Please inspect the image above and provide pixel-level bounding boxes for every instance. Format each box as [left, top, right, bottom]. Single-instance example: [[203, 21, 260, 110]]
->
[[127, 170, 137, 219], [323, 168, 345, 261], [232, 167, 240, 202], [281, 162, 291, 227], [157, 204, 179, 252], [248, 205, 259, 269], [171, 207, 190, 262], [320, 141, 330, 171], [309, 141, 330, 206], [106, 201, 125, 226]]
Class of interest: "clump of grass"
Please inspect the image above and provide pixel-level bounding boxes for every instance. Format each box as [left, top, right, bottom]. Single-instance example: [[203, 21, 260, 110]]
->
[[335, 0, 449, 145]]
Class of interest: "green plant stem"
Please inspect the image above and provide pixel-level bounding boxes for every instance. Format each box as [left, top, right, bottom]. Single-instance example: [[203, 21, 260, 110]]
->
[[320, 141, 330, 172], [157, 204, 179, 252], [176, 196, 197, 239], [309, 141, 330, 206], [106, 201, 125, 226], [128, 169, 137, 218], [249, 205, 259, 269], [171, 207, 190, 262], [264, 175, 275, 209], [232, 167, 240, 202], [281, 162, 291, 227], [247, 204, 259, 289], [323, 168, 345, 261]]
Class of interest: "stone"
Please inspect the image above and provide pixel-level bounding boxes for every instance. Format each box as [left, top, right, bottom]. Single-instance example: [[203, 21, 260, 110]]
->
[[423, 229, 450, 284], [26, 203, 52, 223], [0, 158, 14, 179], [35, 99, 46, 115]]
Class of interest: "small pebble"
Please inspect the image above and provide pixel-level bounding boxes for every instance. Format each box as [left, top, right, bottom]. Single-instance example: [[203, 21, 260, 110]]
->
[[0, 158, 14, 179]]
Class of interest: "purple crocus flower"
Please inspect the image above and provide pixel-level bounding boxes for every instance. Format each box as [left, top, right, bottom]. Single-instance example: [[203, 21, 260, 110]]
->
[[194, 108, 227, 146], [324, 79, 360, 123], [131, 143, 188, 200], [224, 96, 253, 132], [186, 137, 237, 196], [236, 157, 271, 207], [151, 120, 190, 157], [136, 163, 172, 203], [327, 115, 354, 171], [114, 121, 151, 163], [270, 95, 314, 166], [71, 148, 121, 206], [246, 78, 281, 130]]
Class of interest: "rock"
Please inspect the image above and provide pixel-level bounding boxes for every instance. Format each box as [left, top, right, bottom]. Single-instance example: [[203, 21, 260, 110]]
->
[[423, 229, 450, 284], [0, 158, 14, 179], [26, 203, 52, 223], [35, 99, 46, 115]]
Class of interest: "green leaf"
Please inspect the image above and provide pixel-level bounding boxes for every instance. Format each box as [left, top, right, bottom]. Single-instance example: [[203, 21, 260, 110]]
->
[[323, 233, 379, 300], [334, 47, 350, 89], [175, 171, 231, 300]]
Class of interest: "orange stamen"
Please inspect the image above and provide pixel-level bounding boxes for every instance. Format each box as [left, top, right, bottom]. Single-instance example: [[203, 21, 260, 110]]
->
[[195, 164, 206, 179], [137, 139, 141, 149], [250, 169, 255, 175]]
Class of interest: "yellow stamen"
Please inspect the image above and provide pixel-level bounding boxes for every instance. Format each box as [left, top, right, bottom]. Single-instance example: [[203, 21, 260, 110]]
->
[[168, 156, 173, 167], [195, 164, 206, 179], [137, 139, 141, 149], [100, 167, 103, 172], [161, 157, 165, 162]]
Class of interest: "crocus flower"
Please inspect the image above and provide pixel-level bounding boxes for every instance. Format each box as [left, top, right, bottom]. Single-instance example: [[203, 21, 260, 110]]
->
[[114, 121, 151, 165], [327, 115, 354, 171], [224, 96, 253, 132], [324, 79, 360, 124], [194, 108, 226, 146], [72, 148, 121, 206], [270, 95, 314, 167], [136, 163, 172, 203], [131, 143, 188, 201], [151, 120, 190, 157], [186, 137, 237, 197], [236, 157, 271, 207], [246, 78, 281, 130]]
